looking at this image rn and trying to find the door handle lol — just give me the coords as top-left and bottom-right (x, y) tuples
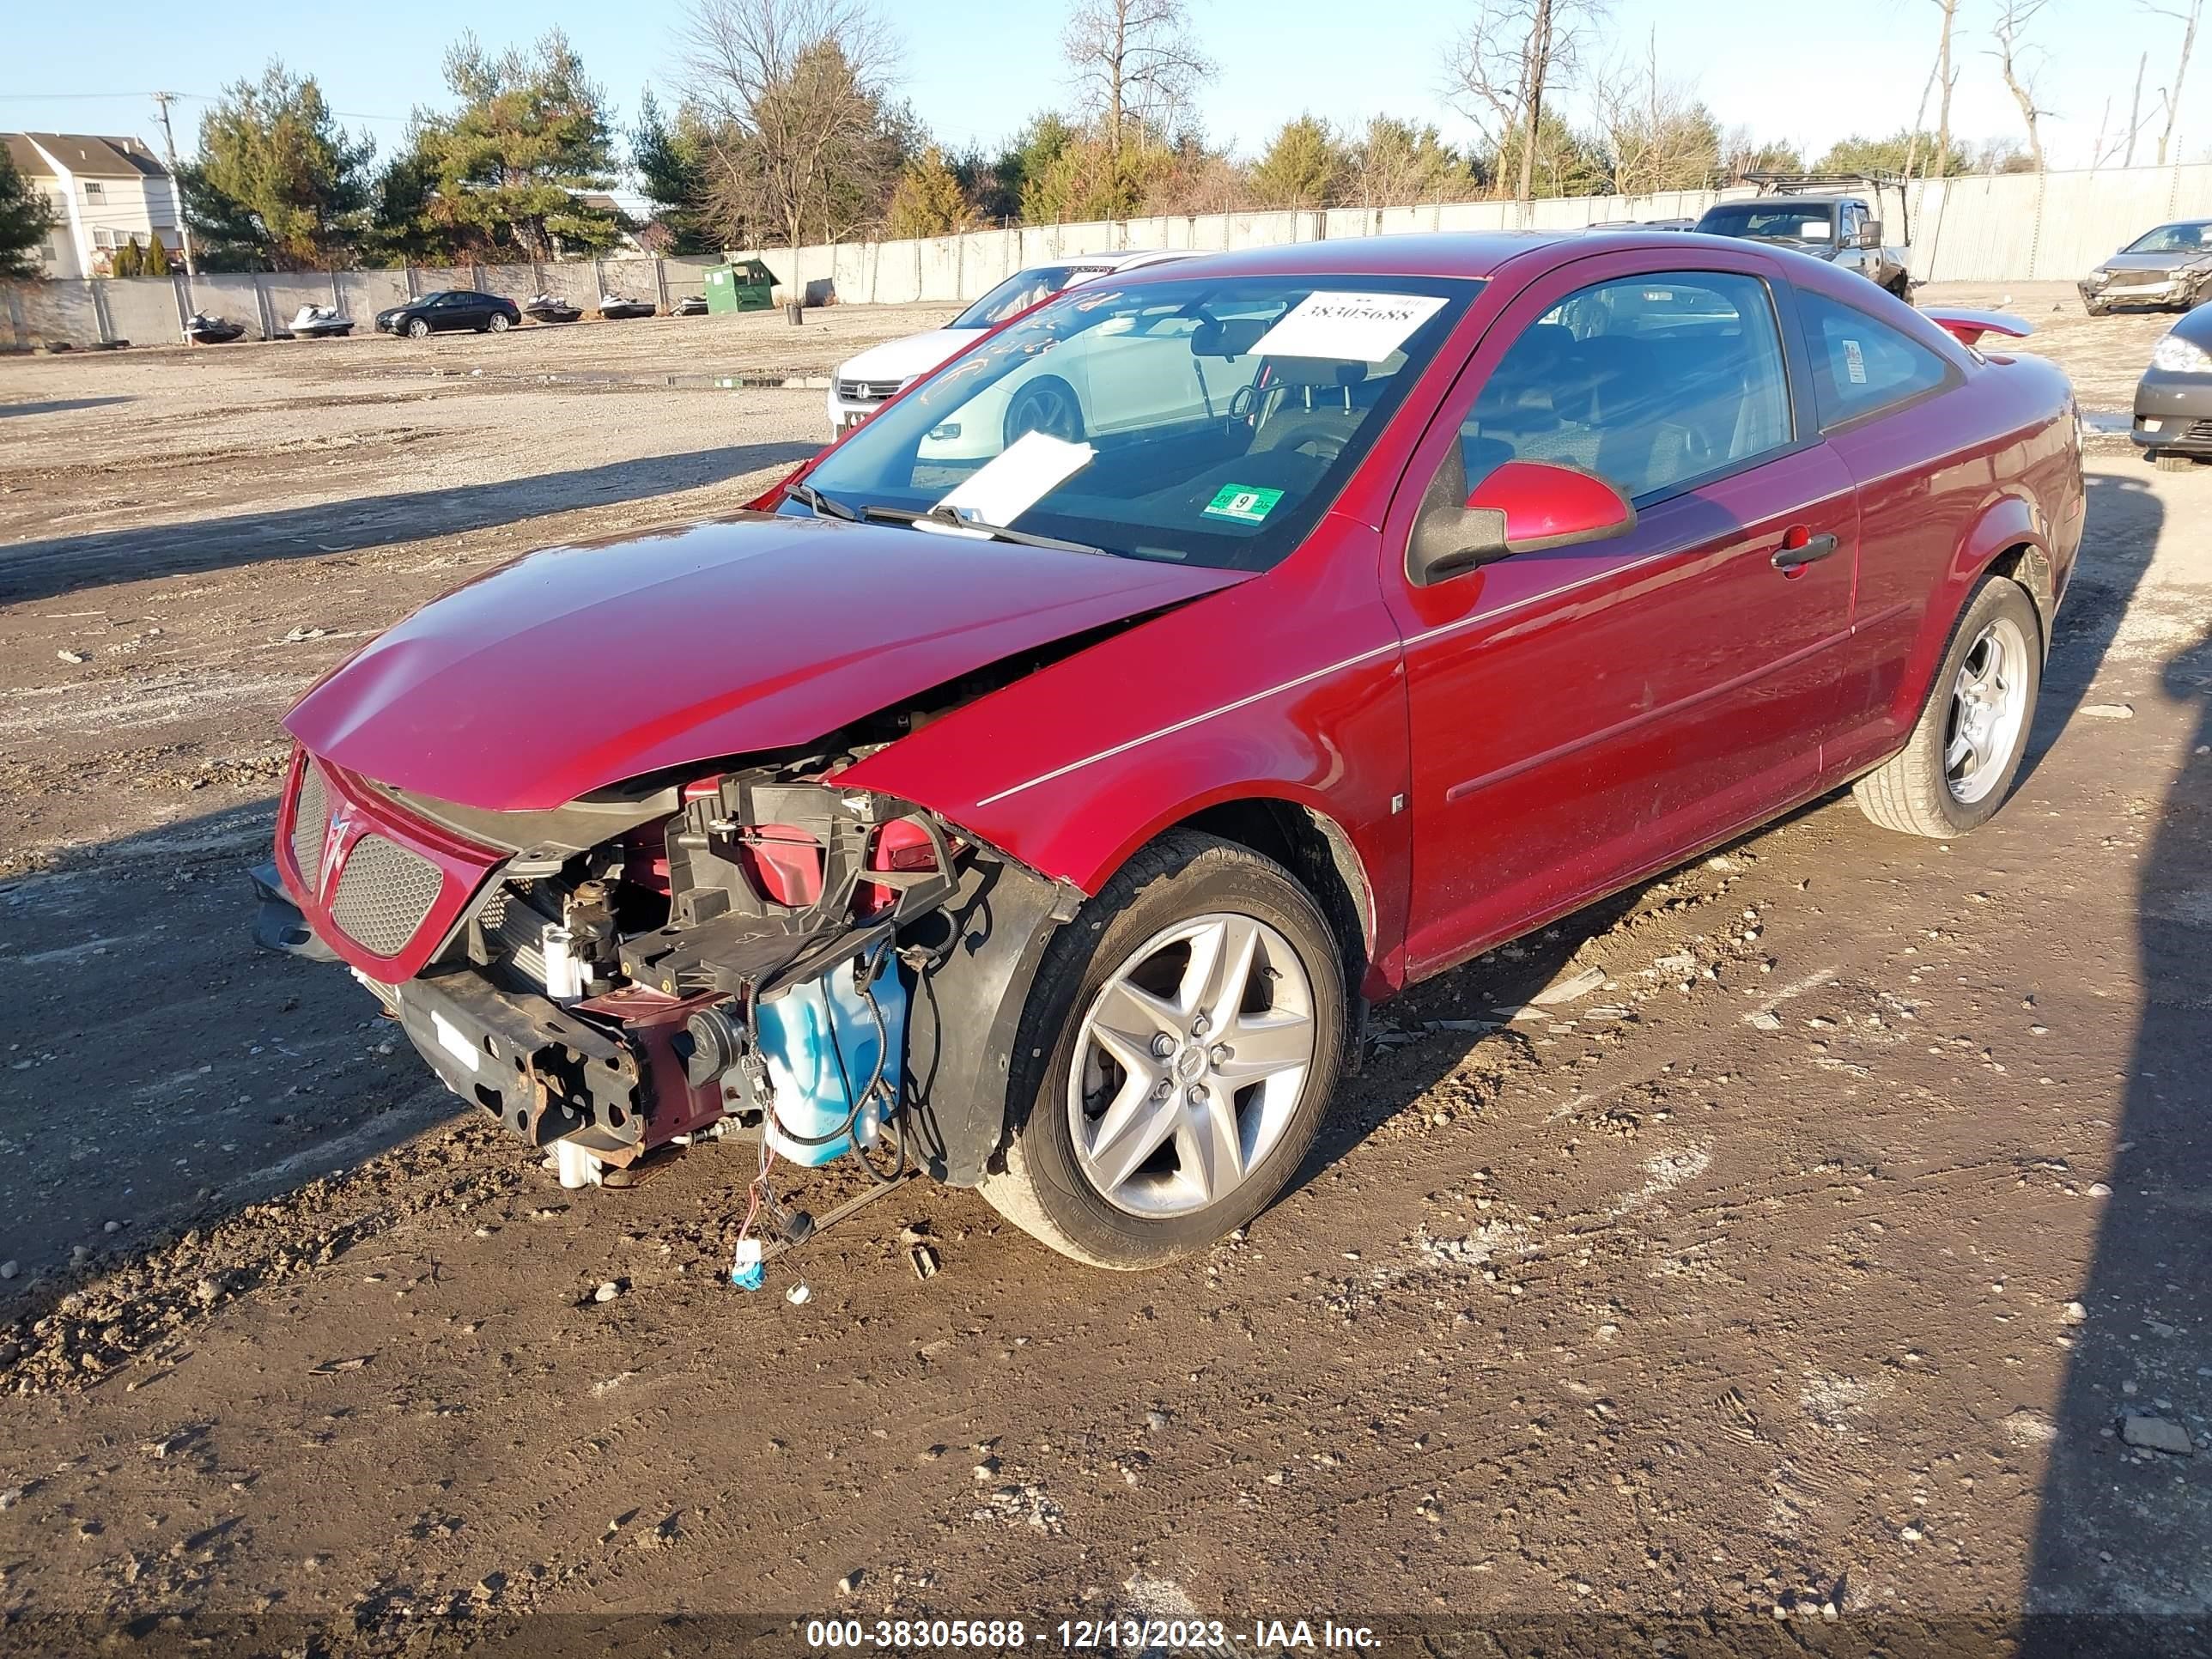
(1771, 530), (1841, 573)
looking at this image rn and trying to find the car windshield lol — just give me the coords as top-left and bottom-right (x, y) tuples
(793, 273), (1478, 572)
(1698, 204), (1836, 243)
(2123, 223), (2211, 255)
(950, 266), (1099, 329)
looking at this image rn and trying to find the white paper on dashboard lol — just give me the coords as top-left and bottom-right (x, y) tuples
(921, 430), (1097, 537)
(1251, 291), (1448, 362)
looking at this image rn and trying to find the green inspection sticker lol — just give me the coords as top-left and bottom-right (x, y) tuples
(1201, 483), (1285, 526)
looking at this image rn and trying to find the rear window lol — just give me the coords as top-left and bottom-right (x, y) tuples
(1798, 289), (1956, 427)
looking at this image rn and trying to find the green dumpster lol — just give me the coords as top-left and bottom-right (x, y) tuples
(703, 258), (778, 314)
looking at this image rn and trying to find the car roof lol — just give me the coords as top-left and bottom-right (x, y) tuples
(1106, 231), (1586, 283)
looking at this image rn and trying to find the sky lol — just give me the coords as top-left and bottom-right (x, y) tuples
(3, 0), (2205, 181)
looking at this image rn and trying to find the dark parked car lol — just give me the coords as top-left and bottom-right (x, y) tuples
(374, 290), (521, 338)
(259, 233), (2082, 1270)
(2131, 303), (2212, 468)
(1694, 175), (1913, 301)
(2081, 221), (2212, 315)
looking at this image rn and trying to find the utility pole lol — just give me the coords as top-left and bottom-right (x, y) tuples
(149, 91), (196, 277)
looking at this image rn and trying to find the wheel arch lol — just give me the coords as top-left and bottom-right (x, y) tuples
(1171, 794), (1377, 1006)
(1984, 540), (2056, 656)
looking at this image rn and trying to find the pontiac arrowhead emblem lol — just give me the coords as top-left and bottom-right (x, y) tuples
(319, 802), (354, 895)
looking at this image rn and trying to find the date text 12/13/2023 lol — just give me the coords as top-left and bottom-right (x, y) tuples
(800, 1618), (1382, 1650)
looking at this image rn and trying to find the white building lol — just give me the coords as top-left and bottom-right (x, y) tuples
(5, 133), (182, 279)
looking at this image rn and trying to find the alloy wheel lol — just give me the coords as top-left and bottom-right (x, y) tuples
(1944, 613), (2031, 805)
(1066, 912), (1316, 1218)
(1007, 382), (1080, 444)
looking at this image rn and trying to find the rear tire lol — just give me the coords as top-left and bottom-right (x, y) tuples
(489, 312), (511, 332)
(978, 831), (1346, 1270)
(1854, 574), (2042, 838)
(2154, 451), (2197, 472)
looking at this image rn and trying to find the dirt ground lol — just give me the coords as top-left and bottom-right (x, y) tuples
(0, 277), (2206, 1654)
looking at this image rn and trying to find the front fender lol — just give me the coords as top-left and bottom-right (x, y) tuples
(843, 520), (1414, 994)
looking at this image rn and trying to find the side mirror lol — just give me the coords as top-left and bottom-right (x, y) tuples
(1407, 451), (1637, 586)
(1856, 218), (1885, 249)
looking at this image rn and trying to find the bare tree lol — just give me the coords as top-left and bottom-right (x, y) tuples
(1907, 0), (1961, 179)
(1060, 0), (1214, 185)
(1443, 0), (1607, 203)
(2127, 50), (2149, 164)
(678, 0), (897, 266)
(1988, 0), (2051, 173)
(1590, 30), (1722, 197)
(2144, 0), (2205, 164)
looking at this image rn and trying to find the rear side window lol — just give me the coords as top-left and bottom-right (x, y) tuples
(1799, 289), (1954, 427)
(1460, 270), (1794, 504)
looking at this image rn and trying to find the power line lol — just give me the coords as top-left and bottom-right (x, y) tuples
(0, 89), (409, 120)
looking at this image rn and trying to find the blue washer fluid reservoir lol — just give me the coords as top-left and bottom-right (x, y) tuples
(757, 944), (907, 1166)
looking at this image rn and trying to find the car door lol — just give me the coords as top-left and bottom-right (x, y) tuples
(1789, 282), (1978, 775)
(1380, 251), (1863, 979)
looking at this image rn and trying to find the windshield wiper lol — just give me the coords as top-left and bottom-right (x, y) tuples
(787, 482), (859, 521)
(860, 503), (1109, 556)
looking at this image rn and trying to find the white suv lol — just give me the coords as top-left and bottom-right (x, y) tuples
(824, 250), (1190, 436)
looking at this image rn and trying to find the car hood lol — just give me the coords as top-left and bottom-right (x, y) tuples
(2100, 252), (2208, 272)
(283, 513), (1249, 813)
(836, 328), (987, 386)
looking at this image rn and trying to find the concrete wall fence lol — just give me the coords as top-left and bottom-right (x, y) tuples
(8, 161), (2210, 350)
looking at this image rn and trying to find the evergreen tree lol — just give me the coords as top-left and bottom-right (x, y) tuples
(0, 146), (52, 278)
(1250, 115), (1350, 209)
(422, 30), (620, 259)
(110, 236), (144, 278)
(192, 60), (375, 268)
(142, 233), (173, 276)
(884, 145), (974, 237)
(631, 88), (719, 253)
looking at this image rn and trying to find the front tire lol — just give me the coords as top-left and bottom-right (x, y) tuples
(978, 831), (1346, 1269)
(1002, 376), (1085, 447)
(1854, 574), (2042, 838)
(404, 317), (431, 339)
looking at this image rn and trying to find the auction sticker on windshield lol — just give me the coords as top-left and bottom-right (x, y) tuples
(1201, 483), (1285, 525)
(1253, 291), (1448, 362)
(925, 429), (1097, 535)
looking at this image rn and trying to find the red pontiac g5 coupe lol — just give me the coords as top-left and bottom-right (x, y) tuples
(256, 233), (2085, 1269)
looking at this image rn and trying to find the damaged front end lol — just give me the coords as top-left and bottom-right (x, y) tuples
(255, 743), (1075, 1191)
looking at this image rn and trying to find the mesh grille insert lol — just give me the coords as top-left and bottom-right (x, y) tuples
(290, 765), (328, 893)
(330, 834), (444, 957)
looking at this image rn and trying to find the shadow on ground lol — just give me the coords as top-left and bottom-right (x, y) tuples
(0, 396), (134, 419)
(0, 797), (454, 1292)
(2024, 549), (2212, 1642)
(0, 440), (817, 604)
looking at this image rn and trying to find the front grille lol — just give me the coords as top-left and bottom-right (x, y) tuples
(836, 377), (901, 403)
(2188, 420), (2212, 444)
(291, 764), (329, 893)
(330, 834), (445, 956)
